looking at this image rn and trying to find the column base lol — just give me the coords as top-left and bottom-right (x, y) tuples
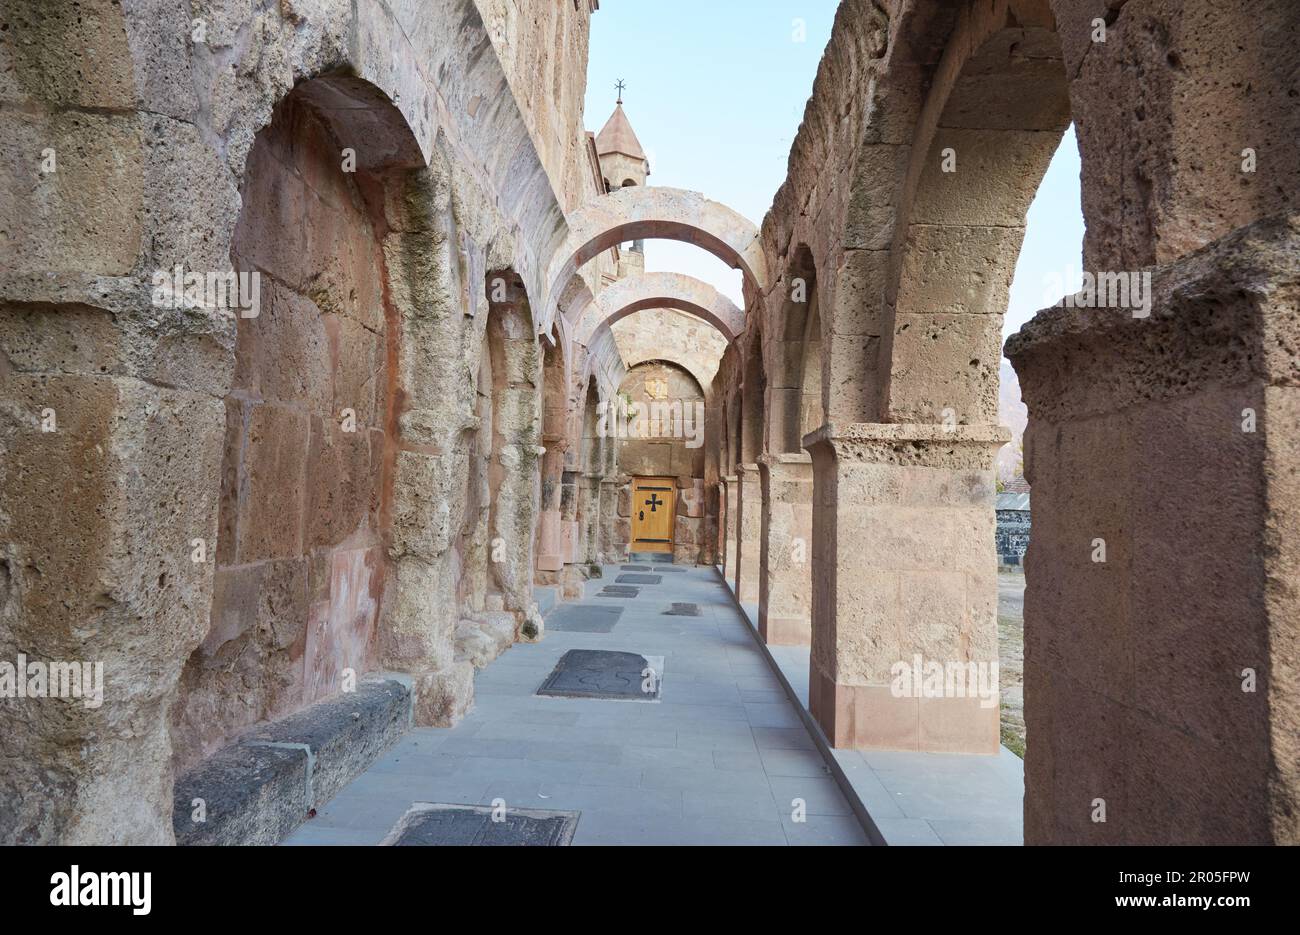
(803, 422), (1007, 756)
(809, 668), (999, 754)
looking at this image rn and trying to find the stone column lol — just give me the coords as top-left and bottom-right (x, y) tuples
(579, 473), (602, 565)
(534, 442), (565, 584)
(722, 475), (739, 587)
(1007, 220), (1300, 844)
(597, 477), (622, 564)
(805, 424), (1006, 754)
(733, 463), (763, 605)
(758, 453), (814, 645)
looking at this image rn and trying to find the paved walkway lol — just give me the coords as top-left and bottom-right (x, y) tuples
(285, 564), (867, 845)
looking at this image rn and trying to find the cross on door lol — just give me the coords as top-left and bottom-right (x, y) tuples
(645, 493), (663, 512)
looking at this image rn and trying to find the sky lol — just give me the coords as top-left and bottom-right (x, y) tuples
(584, 0), (1084, 359)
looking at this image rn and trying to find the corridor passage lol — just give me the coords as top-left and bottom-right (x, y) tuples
(285, 565), (867, 846)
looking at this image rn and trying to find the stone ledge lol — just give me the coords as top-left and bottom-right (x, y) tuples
(759, 451), (812, 466)
(172, 676), (412, 845)
(803, 422), (1009, 468)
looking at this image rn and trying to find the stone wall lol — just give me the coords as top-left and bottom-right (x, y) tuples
(477, 0), (598, 213)
(0, 0), (585, 844)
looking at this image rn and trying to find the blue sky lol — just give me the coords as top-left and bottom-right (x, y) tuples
(584, 0), (1083, 352)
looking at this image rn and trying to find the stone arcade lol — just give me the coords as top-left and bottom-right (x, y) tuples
(0, 0), (1296, 846)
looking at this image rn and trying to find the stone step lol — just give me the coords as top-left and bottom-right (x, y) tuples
(172, 676), (412, 845)
(628, 551), (674, 564)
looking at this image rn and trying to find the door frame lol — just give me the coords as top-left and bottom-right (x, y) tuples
(630, 476), (676, 554)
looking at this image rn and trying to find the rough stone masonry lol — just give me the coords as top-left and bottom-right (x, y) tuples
(0, 0), (1296, 847)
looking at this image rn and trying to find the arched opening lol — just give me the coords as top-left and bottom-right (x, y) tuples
(613, 360), (708, 564)
(773, 246), (821, 454)
(883, 4), (1070, 765)
(756, 247), (820, 647)
(575, 271), (744, 347)
(542, 186), (767, 334)
(884, 12), (1070, 427)
(171, 76), (423, 769)
(806, 0), (1072, 767)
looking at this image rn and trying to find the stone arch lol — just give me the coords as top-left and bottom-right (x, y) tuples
(614, 359), (708, 563)
(799, 0), (1071, 763)
(620, 349), (717, 408)
(881, 0), (1070, 426)
(574, 272), (744, 347)
(541, 185), (767, 333)
(885, 2), (1070, 424)
(171, 73), (426, 773)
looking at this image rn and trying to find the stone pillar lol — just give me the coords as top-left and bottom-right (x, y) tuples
(597, 477), (622, 564)
(579, 473), (602, 565)
(722, 475), (739, 587)
(534, 442), (565, 583)
(805, 424), (1006, 754)
(1007, 219), (1300, 844)
(758, 454), (814, 645)
(733, 463), (762, 605)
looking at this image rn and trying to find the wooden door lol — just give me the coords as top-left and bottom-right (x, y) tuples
(630, 477), (675, 554)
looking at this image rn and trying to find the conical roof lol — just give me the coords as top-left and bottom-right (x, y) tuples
(595, 103), (646, 161)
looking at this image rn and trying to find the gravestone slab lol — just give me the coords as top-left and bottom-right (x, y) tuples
(599, 586), (640, 598)
(621, 565), (652, 572)
(380, 803), (579, 846)
(663, 603), (701, 616)
(547, 604), (624, 633)
(616, 574), (662, 585)
(537, 649), (663, 701)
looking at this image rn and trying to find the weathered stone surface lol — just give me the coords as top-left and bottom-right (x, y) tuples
(413, 663), (475, 728)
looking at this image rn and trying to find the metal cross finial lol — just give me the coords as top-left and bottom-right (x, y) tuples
(615, 79), (626, 104)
